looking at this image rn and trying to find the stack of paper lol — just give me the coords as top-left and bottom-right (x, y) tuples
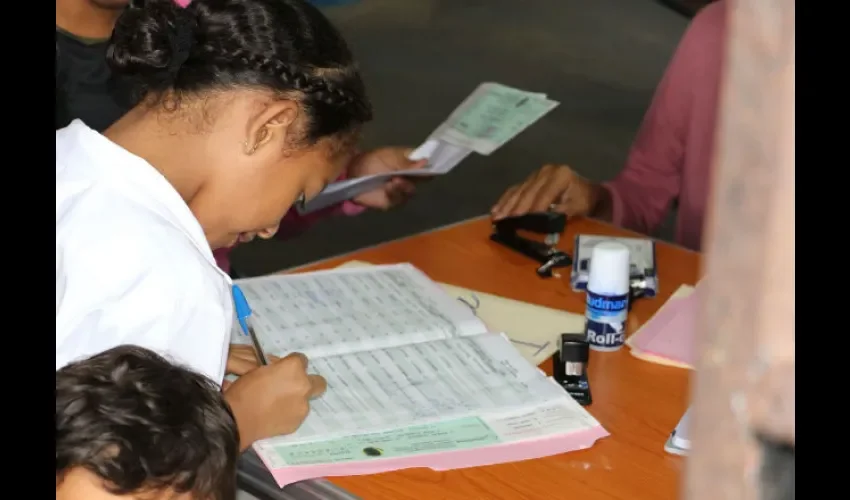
(298, 83), (559, 214)
(626, 284), (700, 369)
(230, 264), (607, 487)
(335, 260), (586, 366)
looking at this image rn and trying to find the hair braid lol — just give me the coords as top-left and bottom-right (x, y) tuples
(196, 46), (356, 108)
(108, 0), (372, 142)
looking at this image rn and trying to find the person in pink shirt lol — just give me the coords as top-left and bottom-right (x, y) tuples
(491, 1), (727, 251)
(213, 147), (425, 274)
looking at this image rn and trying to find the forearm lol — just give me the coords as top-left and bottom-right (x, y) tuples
(274, 201), (364, 241)
(224, 388), (260, 452)
(274, 167), (366, 241)
(274, 205), (337, 241)
(601, 165), (679, 235)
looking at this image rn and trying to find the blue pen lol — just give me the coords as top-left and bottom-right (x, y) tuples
(231, 285), (269, 366)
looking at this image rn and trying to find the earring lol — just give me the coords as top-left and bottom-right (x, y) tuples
(295, 192), (306, 210)
(243, 140), (258, 155)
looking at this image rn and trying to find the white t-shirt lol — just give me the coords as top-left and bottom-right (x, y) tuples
(56, 120), (233, 383)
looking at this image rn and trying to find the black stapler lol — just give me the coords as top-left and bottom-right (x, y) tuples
(490, 212), (572, 278)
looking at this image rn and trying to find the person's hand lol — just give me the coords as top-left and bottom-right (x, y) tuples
(222, 345), (280, 391)
(347, 147), (428, 210)
(226, 344), (280, 376)
(224, 352), (327, 450)
(491, 164), (602, 220)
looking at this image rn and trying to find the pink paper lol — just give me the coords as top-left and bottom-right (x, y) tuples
(631, 289), (699, 366)
(258, 426), (609, 487)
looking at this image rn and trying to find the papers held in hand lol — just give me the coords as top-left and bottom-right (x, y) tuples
(298, 83), (558, 214)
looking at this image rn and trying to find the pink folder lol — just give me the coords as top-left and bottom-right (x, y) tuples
(630, 288), (700, 367)
(257, 425), (609, 487)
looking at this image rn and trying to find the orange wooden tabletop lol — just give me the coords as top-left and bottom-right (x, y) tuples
(288, 216), (701, 500)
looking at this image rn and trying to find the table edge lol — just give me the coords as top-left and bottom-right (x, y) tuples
(281, 215), (699, 274)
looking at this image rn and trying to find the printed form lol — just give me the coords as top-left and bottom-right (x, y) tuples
(260, 398), (601, 468)
(271, 333), (568, 444)
(233, 264), (607, 481)
(232, 264), (485, 359)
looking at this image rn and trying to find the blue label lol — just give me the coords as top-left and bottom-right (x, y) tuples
(585, 291), (628, 350)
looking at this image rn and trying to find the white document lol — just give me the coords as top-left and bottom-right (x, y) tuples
(296, 175), (385, 214)
(233, 263), (606, 481)
(335, 260), (586, 366)
(483, 398), (601, 441)
(270, 333), (569, 444)
(410, 138), (474, 174)
(433, 83), (559, 155)
(230, 264), (486, 359)
(230, 264), (584, 445)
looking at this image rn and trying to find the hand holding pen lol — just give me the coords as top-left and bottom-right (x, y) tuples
(225, 287), (279, 378)
(225, 345), (278, 379)
(223, 285), (328, 450)
(232, 285), (269, 366)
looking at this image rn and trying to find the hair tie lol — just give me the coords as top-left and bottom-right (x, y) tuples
(168, 9), (196, 76)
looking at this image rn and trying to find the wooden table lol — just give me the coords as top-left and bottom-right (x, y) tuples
(294, 216), (701, 500)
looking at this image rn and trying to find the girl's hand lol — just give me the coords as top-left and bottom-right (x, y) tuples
(226, 344), (280, 376)
(224, 352), (327, 449)
(348, 147), (428, 210)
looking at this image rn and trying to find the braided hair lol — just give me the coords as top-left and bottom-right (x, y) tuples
(107, 0), (372, 143)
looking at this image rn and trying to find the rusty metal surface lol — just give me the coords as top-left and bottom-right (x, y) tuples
(685, 0), (795, 499)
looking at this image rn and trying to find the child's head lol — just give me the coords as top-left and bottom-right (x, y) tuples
(56, 345), (240, 500)
(106, 0), (372, 249)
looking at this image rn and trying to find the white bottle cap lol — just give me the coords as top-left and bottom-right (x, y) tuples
(587, 241), (631, 296)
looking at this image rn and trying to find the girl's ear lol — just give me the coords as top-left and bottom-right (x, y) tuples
(243, 100), (300, 155)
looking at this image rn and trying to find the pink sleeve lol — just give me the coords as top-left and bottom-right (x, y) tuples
(274, 172), (366, 241)
(602, 6), (716, 235)
(213, 201), (363, 274)
(213, 247), (231, 274)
